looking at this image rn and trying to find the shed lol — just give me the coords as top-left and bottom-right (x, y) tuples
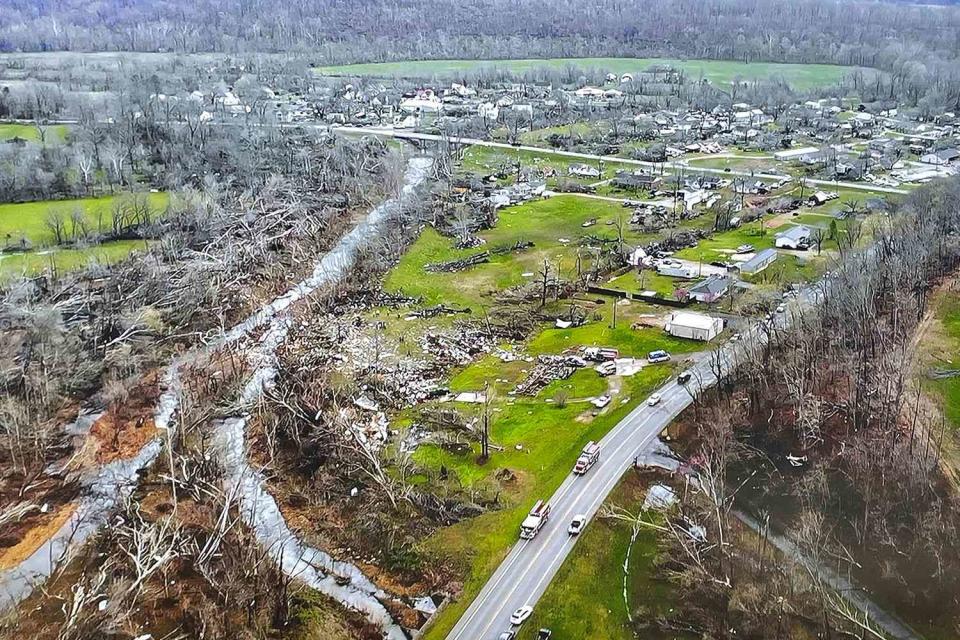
(664, 312), (723, 341)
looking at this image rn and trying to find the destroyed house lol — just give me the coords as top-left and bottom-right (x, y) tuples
(568, 163), (601, 178)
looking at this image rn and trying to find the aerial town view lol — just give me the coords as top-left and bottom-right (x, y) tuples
(2, 1), (960, 639)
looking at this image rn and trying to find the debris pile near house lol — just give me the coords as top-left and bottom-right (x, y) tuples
(425, 240), (534, 272)
(356, 360), (446, 409)
(514, 355), (585, 396)
(340, 404), (391, 448)
(645, 229), (710, 254)
(404, 304), (472, 319)
(420, 327), (495, 366)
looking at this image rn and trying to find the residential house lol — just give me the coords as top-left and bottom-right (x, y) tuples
(688, 275), (731, 303)
(739, 248), (779, 275)
(775, 225), (812, 250)
(613, 170), (661, 191)
(920, 148), (960, 166)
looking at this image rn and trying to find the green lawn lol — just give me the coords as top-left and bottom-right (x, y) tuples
(685, 155), (776, 172)
(0, 239), (152, 278)
(926, 292), (960, 429)
(315, 58), (867, 90)
(460, 145), (629, 184)
(0, 122), (69, 144)
(519, 121), (605, 146)
(673, 219), (777, 262)
(384, 195), (647, 308)
(0, 192), (170, 247)
(606, 269), (683, 298)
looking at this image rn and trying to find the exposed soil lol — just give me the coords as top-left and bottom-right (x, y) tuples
(0, 501), (76, 570)
(84, 370), (162, 465)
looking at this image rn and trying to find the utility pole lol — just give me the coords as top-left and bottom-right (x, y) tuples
(481, 383), (492, 461)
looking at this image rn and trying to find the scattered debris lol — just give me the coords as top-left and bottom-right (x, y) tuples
(514, 355), (583, 396)
(454, 392), (487, 403)
(643, 484), (678, 511)
(425, 241), (534, 272)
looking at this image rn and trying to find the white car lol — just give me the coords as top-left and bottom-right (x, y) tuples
(647, 393), (662, 406)
(568, 514), (586, 535)
(510, 605), (534, 626)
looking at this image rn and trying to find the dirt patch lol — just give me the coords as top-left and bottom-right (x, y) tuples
(0, 501), (76, 570)
(765, 213), (793, 229)
(80, 370), (163, 466)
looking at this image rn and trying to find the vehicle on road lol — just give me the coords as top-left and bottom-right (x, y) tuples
(520, 501), (551, 539)
(776, 303), (786, 313)
(510, 605), (533, 626)
(677, 371), (692, 384)
(574, 441), (601, 474)
(536, 630), (552, 640)
(647, 393), (663, 406)
(647, 349), (671, 363)
(568, 514), (586, 535)
(497, 633), (516, 640)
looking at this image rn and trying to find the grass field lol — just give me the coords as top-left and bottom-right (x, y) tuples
(0, 239), (152, 278)
(0, 192), (170, 246)
(384, 195), (649, 308)
(315, 58), (866, 89)
(0, 122), (69, 143)
(923, 291), (960, 429)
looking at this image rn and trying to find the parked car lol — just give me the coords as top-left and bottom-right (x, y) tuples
(568, 514), (586, 535)
(537, 629), (553, 639)
(677, 371), (692, 384)
(596, 361), (617, 377)
(511, 605), (534, 626)
(647, 349), (671, 363)
(591, 395), (612, 409)
(647, 393), (663, 406)
(498, 632), (517, 640)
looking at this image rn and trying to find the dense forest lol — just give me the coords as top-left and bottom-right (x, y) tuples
(0, 0), (959, 72)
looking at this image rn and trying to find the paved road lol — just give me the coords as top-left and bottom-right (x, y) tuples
(331, 125), (910, 196)
(445, 332), (753, 640)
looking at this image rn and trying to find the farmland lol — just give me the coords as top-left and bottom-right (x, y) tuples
(315, 57), (868, 89)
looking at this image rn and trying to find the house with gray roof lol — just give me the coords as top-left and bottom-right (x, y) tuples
(739, 248), (779, 275)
